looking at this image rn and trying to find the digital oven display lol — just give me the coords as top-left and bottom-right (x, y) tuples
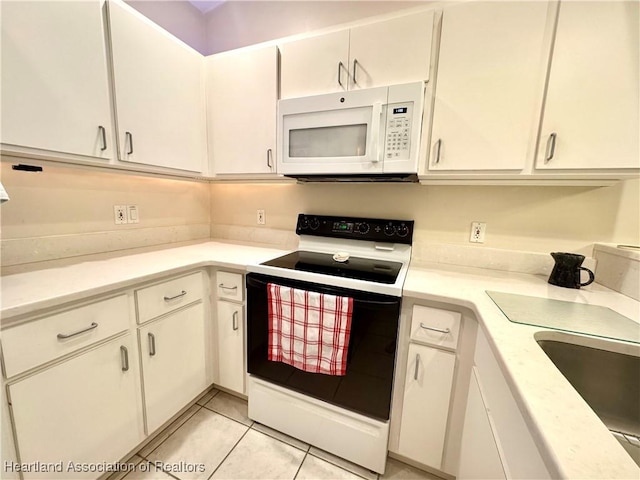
(393, 107), (408, 114)
(332, 222), (354, 233)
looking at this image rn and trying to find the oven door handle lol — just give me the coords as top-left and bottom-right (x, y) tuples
(246, 275), (400, 307)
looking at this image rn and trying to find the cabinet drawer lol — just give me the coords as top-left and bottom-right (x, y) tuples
(2, 295), (130, 378)
(216, 271), (244, 302)
(136, 272), (204, 324)
(411, 305), (461, 350)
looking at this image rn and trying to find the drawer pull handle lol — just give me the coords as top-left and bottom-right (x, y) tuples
(120, 346), (129, 372)
(232, 311), (239, 331)
(57, 322), (98, 340)
(420, 323), (451, 334)
(148, 333), (156, 356)
(414, 353), (420, 381)
(164, 290), (187, 301)
(218, 284), (238, 291)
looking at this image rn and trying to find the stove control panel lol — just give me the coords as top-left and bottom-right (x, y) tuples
(296, 214), (414, 245)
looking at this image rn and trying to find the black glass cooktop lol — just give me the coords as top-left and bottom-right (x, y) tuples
(261, 251), (402, 284)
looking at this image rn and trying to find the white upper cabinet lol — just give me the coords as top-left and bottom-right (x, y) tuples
(348, 11), (433, 90)
(536, 1), (640, 170)
(280, 30), (350, 99)
(0, 1), (114, 161)
(428, 2), (550, 172)
(108, 0), (206, 173)
(280, 11), (434, 99)
(207, 45), (278, 175)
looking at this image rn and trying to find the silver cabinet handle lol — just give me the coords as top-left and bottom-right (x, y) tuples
(148, 332), (156, 356)
(420, 323), (451, 334)
(120, 345), (129, 372)
(98, 126), (107, 151)
(125, 131), (133, 155)
(434, 139), (442, 164)
(57, 322), (98, 340)
(267, 148), (273, 169)
(337, 61), (344, 87)
(218, 284), (238, 291)
(352, 59), (359, 85)
(414, 353), (420, 381)
(164, 290), (187, 301)
(545, 132), (557, 163)
(232, 310), (239, 331)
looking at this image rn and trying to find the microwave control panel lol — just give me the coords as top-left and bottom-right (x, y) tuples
(384, 102), (413, 160)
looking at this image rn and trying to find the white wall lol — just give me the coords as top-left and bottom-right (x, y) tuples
(204, 1), (427, 54)
(209, 179), (640, 264)
(125, 0), (209, 53)
(0, 160), (210, 273)
(125, 1), (427, 55)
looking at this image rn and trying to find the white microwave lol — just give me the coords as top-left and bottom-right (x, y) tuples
(277, 82), (425, 181)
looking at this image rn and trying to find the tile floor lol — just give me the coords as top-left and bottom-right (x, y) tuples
(110, 388), (443, 480)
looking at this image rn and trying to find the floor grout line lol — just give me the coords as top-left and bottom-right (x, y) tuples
(199, 402), (254, 428)
(292, 451), (309, 480)
(139, 404), (203, 459)
(206, 424), (253, 480)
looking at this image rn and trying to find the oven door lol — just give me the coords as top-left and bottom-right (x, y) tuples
(246, 272), (401, 421)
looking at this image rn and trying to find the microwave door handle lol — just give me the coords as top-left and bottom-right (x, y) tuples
(370, 102), (383, 163)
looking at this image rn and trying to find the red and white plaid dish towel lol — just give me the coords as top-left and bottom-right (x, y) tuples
(268, 283), (353, 376)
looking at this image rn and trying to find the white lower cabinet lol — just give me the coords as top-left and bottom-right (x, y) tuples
(8, 334), (144, 479)
(398, 343), (456, 469)
(215, 300), (245, 394)
(458, 367), (506, 480)
(138, 302), (207, 434)
(394, 305), (462, 472)
(213, 270), (246, 394)
(458, 329), (550, 479)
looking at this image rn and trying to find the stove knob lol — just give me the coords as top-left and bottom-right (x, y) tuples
(308, 217), (320, 230)
(357, 222), (370, 235)
(298, 216), (309, 230)
(383, 223), (396, 236)
(396, 223), (409, 238)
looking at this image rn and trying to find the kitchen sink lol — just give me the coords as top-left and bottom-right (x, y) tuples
(536, 335), (640, 466)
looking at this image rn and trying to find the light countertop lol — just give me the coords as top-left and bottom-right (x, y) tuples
(1, 242), (638, 478)
(404, 261), (640, 480)
(0, 241), (287, 321)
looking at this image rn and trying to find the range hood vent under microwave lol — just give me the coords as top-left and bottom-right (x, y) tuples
(287, 173), (419, 183)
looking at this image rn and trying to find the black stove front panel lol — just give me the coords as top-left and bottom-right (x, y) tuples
(246, 273), (401, 421)
(261, 251), (402, 284)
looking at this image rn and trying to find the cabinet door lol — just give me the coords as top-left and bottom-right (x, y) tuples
(139, 303), (207, 433)
(458, 368), (506, 480)
(536, 1), (639, 170)
(215, 301), (245, 394)
(398, 343), (456, 469)
(428, 2), (549, 171)
(8, 335), (144, 480)
(1, 1), (113, 160)
(108, 0), (206, 173)
(280, 30), (350, 99)
(207, 46), (278, 175)
(348, 11), (434, 90)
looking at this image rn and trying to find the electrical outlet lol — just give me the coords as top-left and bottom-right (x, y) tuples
(114, 205), (127, 225)
(127, 205), (139, 224)
(257, 209), (266, 225)
(470, 222), (486, 243)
